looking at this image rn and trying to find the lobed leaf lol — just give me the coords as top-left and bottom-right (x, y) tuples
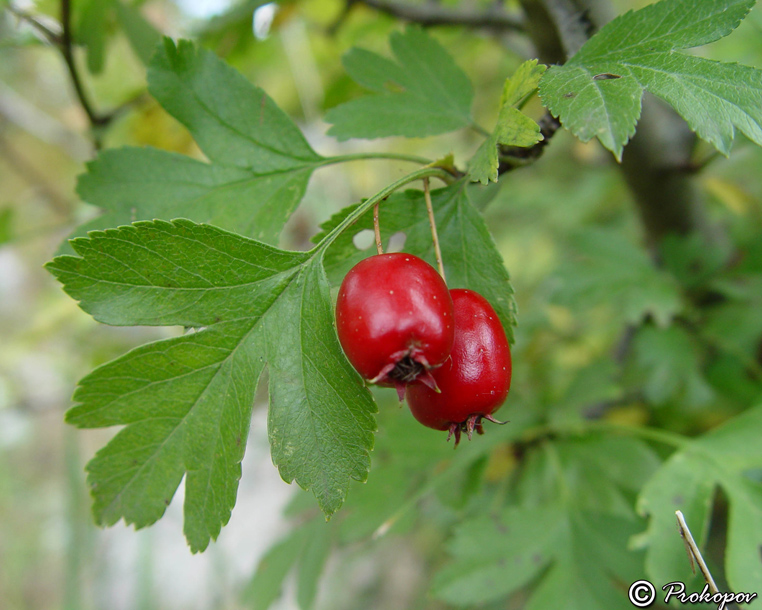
(71, 38), (324, 246)
(434, 435), (657, 608)
(552, 228), (683, 326)
(74, 0), (161, 73)
(636, 404), (762, 601)
(633, 325), (715, 407)
(46, 219), (376, 551)
(469, 60), (547, 185)
(539, 0), (762, 159)
(325, 26), (475, 139)
(113, 0), (162, 66)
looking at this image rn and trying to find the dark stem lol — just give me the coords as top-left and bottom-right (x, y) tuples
(60, 0), (107, 140)
(6, 4), (62, 43)
(340, 0), (526, 32)
(498, 112), (561, 174)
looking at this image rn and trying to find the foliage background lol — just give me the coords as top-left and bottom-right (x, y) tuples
(1, 0), (762, 608)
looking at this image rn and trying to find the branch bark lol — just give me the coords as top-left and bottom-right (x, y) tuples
(342, 0), (526, 32)
(8, 1), (111, 149)
(518, 0), (726, 257)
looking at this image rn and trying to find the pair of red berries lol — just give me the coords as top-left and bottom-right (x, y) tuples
(335, 253), (511, 445)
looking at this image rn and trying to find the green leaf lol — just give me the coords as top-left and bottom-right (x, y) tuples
(434, 435), (656, 608)
(325, 26), (474, 139)
(432, 505), (561, 605)
(316, 181), (517, 343)
(633, 325), (715, 407)
(76, 146), (314, 245)
(552, 229), (683, 326)
(539, 0), (762, 160)
(636, 404), (762, 601)
(469, 60), (546, 185)
(113, 0), (161, 66)
(243, 526), (310, 610)
(76, 0), (111, 74)
(75, 0), (160, 73)
(0, 207), (13, 244)
(46, 219), (376, 552)
(242, 517), (332, 610)
(296, 521), (332, 610)
(149, 38), (322, 170)
(72, 39), (324, 245)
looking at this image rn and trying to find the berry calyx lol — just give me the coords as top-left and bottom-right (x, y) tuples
(406, 289), (511, 445)
(335, 253), (455, 399)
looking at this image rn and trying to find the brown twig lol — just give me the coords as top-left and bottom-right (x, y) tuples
(60, 0), (108, 133)
(337, 0), (525, 32)
(373, 201), (384, 254)
(6, 4), (62, 43)
(8, 1), (114, 148)
(497, 112), (561, 174)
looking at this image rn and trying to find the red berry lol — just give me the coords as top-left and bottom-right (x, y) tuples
(406, 289), (511, 445)
(336, 253), (454, 399)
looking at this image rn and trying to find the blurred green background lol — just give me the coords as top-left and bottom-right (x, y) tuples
(1, 1), (762, 608)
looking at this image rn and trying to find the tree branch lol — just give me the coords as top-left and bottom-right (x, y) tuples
(518, 0), (727, 259)
(59, 0), (108, 134)
(6, 4), (62, 44)
(8, 1), (114, 149)
(342, 0), (526, 32)
(498, 112), (561, 173)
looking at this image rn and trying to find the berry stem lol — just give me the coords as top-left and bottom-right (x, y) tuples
(315, 166), (452, 254)
(423, 177), (446, 281)
(373, 201), (384, 255)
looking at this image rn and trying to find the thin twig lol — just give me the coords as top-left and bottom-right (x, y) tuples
(6, 4), (62, 43)
(423, 177), (445, 281)
(60, 0), (107, 133)
(497, 112), (562, 174)
(336, 0), (525, 32)
(373, 201), (383, 255)
(675, 510), (720, 593)
(8, 1), (112, 148)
